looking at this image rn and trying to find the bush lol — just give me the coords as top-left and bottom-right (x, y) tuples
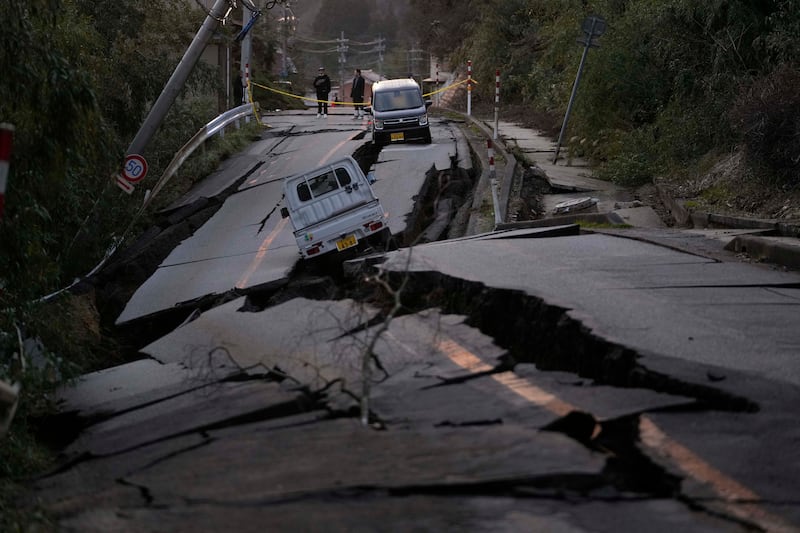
(597, 127), (660, 186)
(731, 65), (800, 186)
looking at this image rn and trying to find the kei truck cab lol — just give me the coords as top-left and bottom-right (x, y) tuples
(280, 156), (391, 259)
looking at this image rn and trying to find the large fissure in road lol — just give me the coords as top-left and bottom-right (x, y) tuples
(373, 270), (757, 413)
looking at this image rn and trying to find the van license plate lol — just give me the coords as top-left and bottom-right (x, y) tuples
(390, 132), (404, 141)
(336, 234), (358, 251)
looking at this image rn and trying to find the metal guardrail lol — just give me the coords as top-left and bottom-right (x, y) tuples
(38, 103), (259, 305)
(142, 103), (258, 210)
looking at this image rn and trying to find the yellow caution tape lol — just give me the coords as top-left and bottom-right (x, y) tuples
(423, 77), (476, 98)
(249, 78), (479, 106)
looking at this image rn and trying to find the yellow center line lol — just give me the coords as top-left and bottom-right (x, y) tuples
(433, 334), (796, 531)
(236, 141), (352, 289)
(320, 140), (350, 166)
(435, 338), (574, 417)
(236, 217), (288, 289)
(639, 416), (795, 532)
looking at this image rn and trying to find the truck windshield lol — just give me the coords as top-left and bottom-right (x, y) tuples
(373, 88), (423, 112)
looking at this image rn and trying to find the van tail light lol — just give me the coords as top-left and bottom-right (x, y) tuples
(306, 244), (322, 256)
(364, 221), (383, 233)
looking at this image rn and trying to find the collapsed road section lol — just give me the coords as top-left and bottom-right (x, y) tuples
(40, 221), (800, 531)
(35, 117), (800, 530)
(39, 262), (800, 531)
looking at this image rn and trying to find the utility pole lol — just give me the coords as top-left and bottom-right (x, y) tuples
(281, 3), (288, 78)
(337, 31), (349, 99)
(408, 42), (423, 80)
(376, 35), (385, 78)
(240, 6), (255, 120)
(125, 0), (231, 161)
(281, 2), (296, 79)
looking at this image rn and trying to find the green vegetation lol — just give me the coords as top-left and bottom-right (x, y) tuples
(576, 220), (633, 230)
(0, 0), (277, 527)
(408, 0), (800, 189)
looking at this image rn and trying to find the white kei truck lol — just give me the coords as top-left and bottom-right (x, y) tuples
(280, 156), (391, 259)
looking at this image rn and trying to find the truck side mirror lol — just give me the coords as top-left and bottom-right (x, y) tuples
(280, 207), (289, 218)
(364, 106), (372, 114)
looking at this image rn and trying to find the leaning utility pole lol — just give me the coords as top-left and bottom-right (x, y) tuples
(125, 0), (231, 163)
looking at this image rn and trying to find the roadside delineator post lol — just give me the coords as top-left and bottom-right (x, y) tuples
(0, 123), (14, 220)
(245, 63), (251, 123)
(467, 60), (473, 116)
(489, 139), (502, 225)
(494, 69), (500, 140)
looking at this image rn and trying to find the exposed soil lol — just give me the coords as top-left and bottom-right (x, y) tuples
(653, 150), (800, 223)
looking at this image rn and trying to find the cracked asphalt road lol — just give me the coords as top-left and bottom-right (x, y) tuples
(36, 110), (800, 532)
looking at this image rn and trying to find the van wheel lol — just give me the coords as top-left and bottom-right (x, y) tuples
(422, 129), (432, 144)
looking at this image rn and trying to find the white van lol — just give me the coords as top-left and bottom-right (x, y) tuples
(280, 156), (390, 259)
(366, 78), (432, 146)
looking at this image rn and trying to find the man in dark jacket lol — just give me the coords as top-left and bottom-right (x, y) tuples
(313, 67), (331, 117)
(233, 72), (244, 107)
(350, 68), (365, 119)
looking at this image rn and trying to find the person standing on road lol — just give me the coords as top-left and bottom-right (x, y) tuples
(313, 67), (331, 117)
(233, 72), (245, 107)
(350, 68), (365, 119)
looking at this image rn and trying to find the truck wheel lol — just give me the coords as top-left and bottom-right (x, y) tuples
(379, 228), (397, 251)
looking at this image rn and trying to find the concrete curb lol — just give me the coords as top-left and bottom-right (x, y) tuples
(450, 111), (800, 270)
(496, 212), (625, 231)
(724, 235), (800, 270)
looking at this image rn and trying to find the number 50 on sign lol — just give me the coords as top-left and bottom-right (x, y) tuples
(123, 154), (148, 183)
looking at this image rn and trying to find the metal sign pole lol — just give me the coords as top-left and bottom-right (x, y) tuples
(553, 15), (605, 164)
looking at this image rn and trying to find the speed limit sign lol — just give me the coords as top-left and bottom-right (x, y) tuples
(122, 154), (148, 183)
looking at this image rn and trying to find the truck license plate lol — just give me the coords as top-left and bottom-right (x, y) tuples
(390, 132), (404, 142)
(336, 234), (358, 251)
